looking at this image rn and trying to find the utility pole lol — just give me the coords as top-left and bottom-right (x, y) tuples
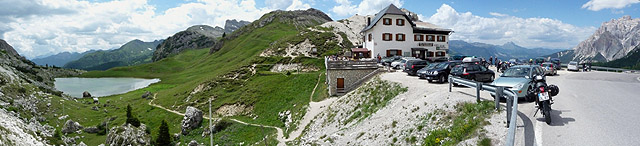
(209, 97), (213, 146)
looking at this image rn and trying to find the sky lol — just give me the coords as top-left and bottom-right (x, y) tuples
(1, 0), (639, 59)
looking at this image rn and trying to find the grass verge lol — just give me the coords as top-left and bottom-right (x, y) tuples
(423, 101), (495, 146)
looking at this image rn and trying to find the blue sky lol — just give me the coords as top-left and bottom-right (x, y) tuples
(1, 0), (639, 58)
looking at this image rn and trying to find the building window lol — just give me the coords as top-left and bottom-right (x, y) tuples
(414, 35), (424, 41)
(437, 36), (446, 42)
(396, 33), (405, 41)
(386, 49), (402, 57)
(435, 51), (446, 57)
(427, 51), (435, 57)
(383, 18), (392, 25)
(368, 33), (372, 42)
(426, 35), (435, 41)
(396, 19), (405, 26)
(382, 33), (392, 41)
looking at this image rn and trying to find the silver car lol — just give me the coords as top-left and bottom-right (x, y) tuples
(491, 65), (545, 100)
(390, 57), (416, 69)
(541, 62), (557, 75)
(567, 61), (579, 71)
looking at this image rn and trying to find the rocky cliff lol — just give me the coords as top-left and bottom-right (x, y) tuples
(0, 39), (83, 145)
(154, 20), (251, 62)
(570, 16), (640, 62)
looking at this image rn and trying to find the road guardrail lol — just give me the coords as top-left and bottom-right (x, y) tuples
(448, 76), (519, 146)
(560, 64), (638, 73)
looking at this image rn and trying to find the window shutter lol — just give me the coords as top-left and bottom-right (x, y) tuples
(397, 50), (402, 56)
(386, 50), (391, 57)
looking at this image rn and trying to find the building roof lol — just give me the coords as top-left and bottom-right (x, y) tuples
(361, 4), (416, 32)
(361, 4), (452, 34)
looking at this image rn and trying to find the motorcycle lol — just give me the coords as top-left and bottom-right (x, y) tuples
(533, 75), (559, 124)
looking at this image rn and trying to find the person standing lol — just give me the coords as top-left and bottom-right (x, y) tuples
(489, 56), (493, 67)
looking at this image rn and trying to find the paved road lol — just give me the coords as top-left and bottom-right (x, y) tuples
(513, 70), (640, 146)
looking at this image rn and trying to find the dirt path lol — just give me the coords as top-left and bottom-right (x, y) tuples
(148, 73), (333, 146)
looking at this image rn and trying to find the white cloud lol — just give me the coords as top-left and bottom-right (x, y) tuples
(582, 0), (640, 11)
(265, 0), (311, 10)
(331, 0), (403, 17)
(427, 4), (596, 49)
(1, 0), (275, 59)
(489, 12), (508, 17)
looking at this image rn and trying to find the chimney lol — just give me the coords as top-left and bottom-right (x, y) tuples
(367, 17), (371, 26)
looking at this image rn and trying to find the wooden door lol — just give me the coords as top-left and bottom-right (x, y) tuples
(337, 78), (345, 89)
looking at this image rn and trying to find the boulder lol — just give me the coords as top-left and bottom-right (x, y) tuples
(93, 97), (99, 103)
(77, 141), (87, 146)
(62, 120), (83, 134)
(106, 123), (151, 146)
(82, 91), (91, 98)
(84, 126), (99, 134)
(181, 106), (203, 135)
(141, 91), (152, 99)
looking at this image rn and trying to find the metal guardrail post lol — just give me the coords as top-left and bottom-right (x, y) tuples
(496, 87), (503, 110)
(506, 95), (512, 127)
(448, 76), (452, 92)
(506, 91), (519, 146)
(476, 82), (481, 103)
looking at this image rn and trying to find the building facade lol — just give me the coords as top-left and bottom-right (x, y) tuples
(362, 4), (453, 61)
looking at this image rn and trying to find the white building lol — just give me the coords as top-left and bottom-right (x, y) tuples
(361, 4), (453, 61)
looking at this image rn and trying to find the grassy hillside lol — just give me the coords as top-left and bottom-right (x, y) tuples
(70, 12), (331, 145)
(64, 39), (163, 70)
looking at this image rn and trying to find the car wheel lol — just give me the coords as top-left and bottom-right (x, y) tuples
(427, 80), (432, 83)
(439, 75), (446, 83)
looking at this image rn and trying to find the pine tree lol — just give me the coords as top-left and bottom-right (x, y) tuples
(126, 105), (141, 127)
(155, 120), (171, 146)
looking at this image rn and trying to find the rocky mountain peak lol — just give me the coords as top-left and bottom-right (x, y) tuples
(572, 16), (640, 62)
(0, 39), (20, 57)
(186, 25), (225, 38)
(224, 19), (251, 33)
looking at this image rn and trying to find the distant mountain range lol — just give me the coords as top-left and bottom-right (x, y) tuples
(64, 39), (163, 70)
(449, 40), (565, 60)
(31, 51), (96, 67)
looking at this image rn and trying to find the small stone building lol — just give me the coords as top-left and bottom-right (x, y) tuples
(325, 57), (379, 96)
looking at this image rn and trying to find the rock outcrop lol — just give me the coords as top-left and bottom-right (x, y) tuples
(106, 123), (151, 146)
(181, 106), (203, 134)
(62, 119), (84, 134)
(224, 19), (251, 34)
(141, 91), (152, 99)
(84, 126), (99, 134)
(82, 91), (92, 98)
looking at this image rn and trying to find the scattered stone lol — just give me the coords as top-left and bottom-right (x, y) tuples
(181, 106), (203, 135)
(188, 140), (198, 146)
(77, 141), (87, 146)
(62, 119), (83, 134)
(84, 126), (99, 134)
(173, 133), (181, 141)
(106, 123), (151, 146)
(91, 106), (99, 111)
(82, 91), (91, 98)
(58, 115), (68, 120)
(141, 91), (152, 99)
(93, 97), (99, 103)
(46, 102), (51, 107)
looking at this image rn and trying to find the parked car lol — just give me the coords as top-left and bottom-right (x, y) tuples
(541, 62), (557, 75)
(450, 55), (469, 61)
(490, 65), (546, 101)
(450, 63), (495, 82)
(534, 57), (546, 65)
(417, 63), (440, 79)
(549, 58), (561, 70)
(423, 61), (462, 83)
(462, 57), (481, 64)
(567, 61), (579, 71)
(381, 56), (402, 66)
(404, 59), (429, 76)
(390, 57), (416, 69)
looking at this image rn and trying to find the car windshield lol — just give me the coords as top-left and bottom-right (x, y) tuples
(451, 65), (464, 73)
(569, 62), (577, 65)
(436, 63), (449, 69)
(425, 63), (439, 70)
(542, 64), (552, 67)
(502, 67), (530, 77)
